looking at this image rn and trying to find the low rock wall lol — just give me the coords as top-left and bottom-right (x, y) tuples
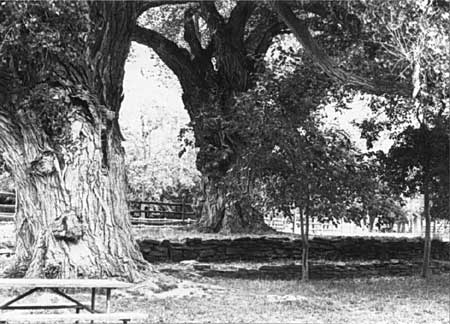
(138, 236), (450, 263)
(200, 260), (450, 280)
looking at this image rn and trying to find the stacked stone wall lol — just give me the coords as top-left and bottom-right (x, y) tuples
(138, 236), (450, 263)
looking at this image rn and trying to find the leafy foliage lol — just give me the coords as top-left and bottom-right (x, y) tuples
(349, 0), (450, 221)
(0, 1), (89, 91)
(384, 125), (449, 220)
(0, 1), (91, 148)
(226, 61), (401, 228)
(123, 112), (200, 203)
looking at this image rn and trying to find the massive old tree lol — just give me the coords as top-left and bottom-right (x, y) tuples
(132, 1), (367, 233)
(132, 2), (279, 233)
(0, 1), (161, 280)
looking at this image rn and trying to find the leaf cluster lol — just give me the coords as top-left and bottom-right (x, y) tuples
(226, 62), (398, 225)
(1, 1), (89, 92)
(384, 124), (449, 219)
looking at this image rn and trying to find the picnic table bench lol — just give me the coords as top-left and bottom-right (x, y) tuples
(0, 279), (147, 323)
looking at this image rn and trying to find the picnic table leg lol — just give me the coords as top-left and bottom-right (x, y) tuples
(50, 288), (95, 313)
(91, 288), (96, 311)
(75, 309), (80, 324)
(105, 288), (111, 313)
(0, 288), (40, 309)
(90, 288), (96, 324)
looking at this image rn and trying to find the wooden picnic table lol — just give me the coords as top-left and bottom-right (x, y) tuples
(0, 278), (132, 314)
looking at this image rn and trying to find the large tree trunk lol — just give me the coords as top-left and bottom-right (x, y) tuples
(183, 90), (272, 234)
(132, 5), (277, 234)
(299, 206), (309, 281)
(197, 177), (271, 234)
(0, 1), (147, 280)
(1, 109), (145, 280)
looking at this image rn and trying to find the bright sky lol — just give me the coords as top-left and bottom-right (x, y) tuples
(120, 42), (188, 131)
(322, 98), (393, 153)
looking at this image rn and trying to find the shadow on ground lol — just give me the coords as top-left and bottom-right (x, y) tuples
(160, 260), (450, 281)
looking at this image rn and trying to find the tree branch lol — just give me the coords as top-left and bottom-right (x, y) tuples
(270, 1), (410, 97)
(228, 1), (257, 41)
(299, 1), (362, 38)
(199, 2), (224, 32)
(245, 6), (287, 56)
(256, 22), (288, 56)
(132, 25), (197, 82)
(184, 7), (204, 58)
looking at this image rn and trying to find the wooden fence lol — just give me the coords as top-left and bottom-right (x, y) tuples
(0, 191), (15, 222)
(128, 200), (197, 226)
(266, 215), (450, 241)
(0, 192), (198, 227)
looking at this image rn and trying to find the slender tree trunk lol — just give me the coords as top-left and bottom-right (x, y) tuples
(299, 206), (309, 281)
(292, 211), (296, 234)
(421, 177), (432, 278)
(368, 213), (376, 232)
(420, 122), (433, 279)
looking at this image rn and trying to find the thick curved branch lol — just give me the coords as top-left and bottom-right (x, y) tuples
(184, 8), (204, 58)
(245, 6), (288, 57)
(299, 1), (362, 38)
(271, 1), (410, 96)
(199, 2), (224, 32)
(228, 1), (257, 41)
(132, 25), (197, 82)
(255, 22), (288, 56)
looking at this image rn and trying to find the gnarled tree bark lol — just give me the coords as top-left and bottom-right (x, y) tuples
(0, 1), (147, 280)
(133, 3), (281, 233)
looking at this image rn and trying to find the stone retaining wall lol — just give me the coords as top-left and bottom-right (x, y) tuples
(199, 260), (450, 280)
(138, 236), (450, 263)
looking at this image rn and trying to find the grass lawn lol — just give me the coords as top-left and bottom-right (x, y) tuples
(112, 272), (450, 324)
(0, 258), (447, 323)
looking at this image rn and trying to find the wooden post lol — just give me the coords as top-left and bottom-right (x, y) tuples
(181, 197), (185, 223)
(140, 202), (145, 219)
(105, 289), (111, 313)
(292, 211), (295, 234)
(14, 188), (17, 217)
(91, 288), (96, 311)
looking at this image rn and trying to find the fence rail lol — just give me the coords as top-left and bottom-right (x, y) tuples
(0, 193), (198, 226)
(0, 191), (15, 222)
(0, 204), (15, 213)
(0, 213), (14, 222)
(128, 200), (197, 226)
